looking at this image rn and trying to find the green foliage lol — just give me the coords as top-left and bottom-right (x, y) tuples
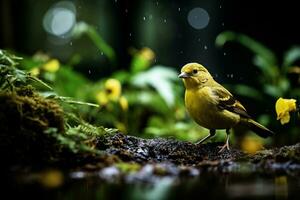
(216, 31), (300, 100)
(72, 21), (117, 65)
(216, 31), (300, 144)
(0, 49), (120, 164)
(0, 50), (52, 91)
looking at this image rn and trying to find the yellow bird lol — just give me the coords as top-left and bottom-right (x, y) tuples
(179, 63), (274, 152)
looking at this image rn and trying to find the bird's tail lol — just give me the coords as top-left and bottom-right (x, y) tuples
(241, 119), (274, 138)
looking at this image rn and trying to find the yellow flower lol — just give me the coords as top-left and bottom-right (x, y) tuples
(139, 47), (155, 61)
(95, 79), (122, 106)
(42, 59), (60, 73)
(119, 96), (128, 111)
(275, 98), (297, 125)
(105, 79), (121, 101)
(241, 136), (263, 154)
(96, 91), (108, 105)
(29, 67), (40, 76)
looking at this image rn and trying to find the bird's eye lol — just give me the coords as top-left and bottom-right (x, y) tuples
(192, 69), (198, 74)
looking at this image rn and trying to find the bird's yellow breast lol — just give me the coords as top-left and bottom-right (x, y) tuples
(185, 86), (240, 129)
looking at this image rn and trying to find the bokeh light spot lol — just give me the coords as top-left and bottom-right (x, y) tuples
(43, 1), (76, 37)
(187, 7), (210, 30)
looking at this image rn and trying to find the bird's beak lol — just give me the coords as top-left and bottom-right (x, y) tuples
(178, 72), (190, 78)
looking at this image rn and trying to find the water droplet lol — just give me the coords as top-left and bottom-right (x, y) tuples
(149, 14), (153, 20)
(125, 9), (128, 13)
(115, 0), (117, 3)
(178, 7), (181, 12)
(220, 5), (222, 8)
(70, 41), (73, 46)
(198, 38), (201, 42)
(143, 16), (146, 21)
(223, 52), (226, 56)
(215, 74), (218, 78)
(230, 74), (234, 78)
(222, 22), (225, 26)
(204, 45), (208, 50)
(88, 69), (91, 74)
(156, 1), (159, 6)
(129, 33), (132, 37)
(154, 59), (157, 63)
(163, 19), (167, 23)
(180, 50), (183, 54)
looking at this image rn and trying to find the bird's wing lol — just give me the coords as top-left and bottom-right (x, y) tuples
(212, 86), (251, 118)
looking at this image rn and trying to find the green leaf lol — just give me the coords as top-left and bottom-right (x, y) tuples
(72, 22), (117, 65)
(230, 84), (263, 100)
(215, 31), (236, 47)
(130, 55), (150, 74)
(111, 70), (130, 83)
(130, 66), (178, 107)
(263, 85), (283, 97)
(54, 66), (89, 97)
(253, 55), (279, 81)
(282, 46), (300, 71)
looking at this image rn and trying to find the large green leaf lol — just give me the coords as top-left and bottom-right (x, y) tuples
(130, 66), (178, 107)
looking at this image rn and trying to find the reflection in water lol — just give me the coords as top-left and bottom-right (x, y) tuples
(275, 176), (288, 199)
(6, 172), (300, 200)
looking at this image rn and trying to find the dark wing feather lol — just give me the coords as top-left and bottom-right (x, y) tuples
(213, 86), (251, 118)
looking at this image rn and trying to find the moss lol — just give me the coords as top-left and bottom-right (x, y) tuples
(0, 86), (65, 165)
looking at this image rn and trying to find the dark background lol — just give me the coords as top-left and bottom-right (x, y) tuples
(1, 0), (299, 80)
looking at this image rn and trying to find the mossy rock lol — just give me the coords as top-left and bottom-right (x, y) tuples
(0, 86), (65, 165)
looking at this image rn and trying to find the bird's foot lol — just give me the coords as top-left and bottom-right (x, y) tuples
(218, 143), (230, 153)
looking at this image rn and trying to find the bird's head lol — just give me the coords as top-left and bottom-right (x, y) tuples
(178, 63), (213, 89)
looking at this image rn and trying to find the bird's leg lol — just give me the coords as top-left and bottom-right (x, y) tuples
(218, 129), (230, 153)
(196, 129), (216, 145)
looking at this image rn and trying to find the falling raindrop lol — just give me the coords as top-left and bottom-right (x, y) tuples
(222, 22), (225, 26)
(223, 52), (226, 56)
(143, 16), (146, 21)
(125, 9), (128, 13)
(88, 69), (91, 74)
(178, 7), (181, 12)
(129, 33), (132, 37)
(149, 14), (153, 20)
(115, 0), (117, 3)
(230, 74), (234, 78)
(156, 1), (159, 6)
(220, 5), (222, 8)
(204, 45), (208, 50)
(101, 52), (104, 55)
(163, 19), (167, 23)
(70, 41), (72, 46)
(198, 38), (201, 42)
(180, 50), (183, 54)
